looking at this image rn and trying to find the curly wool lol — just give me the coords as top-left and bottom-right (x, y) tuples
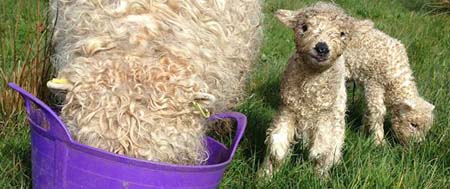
(344, 16), (435, 145)
(49, 0), (262, 165)
(260, 2), (350, 177)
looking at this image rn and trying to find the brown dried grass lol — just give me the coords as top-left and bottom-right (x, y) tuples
(427, 0), (450, 12)
(0, 0), (53, 132)
(435, 0), (450, 9)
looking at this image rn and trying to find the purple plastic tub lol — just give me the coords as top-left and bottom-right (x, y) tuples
(9, 83), (247, 189)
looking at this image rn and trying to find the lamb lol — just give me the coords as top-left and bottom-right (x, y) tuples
(47, 0), (262, 165)
(344, 10), (435, 146)
(259, 2), (357, 177)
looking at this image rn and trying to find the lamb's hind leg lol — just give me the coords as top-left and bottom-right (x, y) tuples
(259, 106), (297, 178)
(363, 82), (387, 145)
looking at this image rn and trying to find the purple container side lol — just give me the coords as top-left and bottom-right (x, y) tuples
(8, 83), (247, 189)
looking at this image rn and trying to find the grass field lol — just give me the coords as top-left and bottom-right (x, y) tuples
(0, 0), (449, 188)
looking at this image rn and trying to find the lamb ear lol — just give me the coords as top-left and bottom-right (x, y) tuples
(398, 99), (416, 113)
(352, 19), (374, 35)
(422, 99), (435, 111)
(274, 9), (300, 28)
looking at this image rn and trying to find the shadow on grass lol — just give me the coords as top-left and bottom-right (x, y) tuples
(345, 82), (365, 133)
(236, 99), (276, 167)
(344, 82), (400, 146)
(253, 77), (282, 110)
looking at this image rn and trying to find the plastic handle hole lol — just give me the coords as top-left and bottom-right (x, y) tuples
(26, 99), (51, 131)
(208, 118), (236, 148)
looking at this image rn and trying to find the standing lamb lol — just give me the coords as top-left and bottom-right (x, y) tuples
(344, 14), (435, 146)
(259, 3), (357, 177)
(47, 0), (262, 165)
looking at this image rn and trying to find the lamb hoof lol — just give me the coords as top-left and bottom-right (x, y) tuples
(257, 159), (275, 180)
(314, 166), (330, 179)
(373, 138), (387, 146)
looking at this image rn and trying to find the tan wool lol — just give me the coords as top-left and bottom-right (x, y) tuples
(49, 0), (262, 165)
(344, 11), (435, 146)
(259, 2), (353, 178)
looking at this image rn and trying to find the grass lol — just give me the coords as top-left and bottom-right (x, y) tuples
(223, 0), (450, 188)
(0, 0), (449, 188)
(0, 0), (51, 188)
(0, 0), (52, 119)
(406, 0), (450, 13)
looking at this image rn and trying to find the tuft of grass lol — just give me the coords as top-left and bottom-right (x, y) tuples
(433, 0), (450, 10)
(0, 0), (52, 125)
(0, 0), (448, 188)
(403, 0), (450, 14)
(0, 114), (31, 188)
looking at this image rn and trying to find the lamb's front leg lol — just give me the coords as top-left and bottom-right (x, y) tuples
(363, 82), (387, 145)
(309, 119), (345, 177)
(259, 106), (297, 178)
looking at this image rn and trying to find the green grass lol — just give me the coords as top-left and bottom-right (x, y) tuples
(222, 0), (450, 188)
(1, 0), (49, 188)
(0, 115), (31, 188)
(0, 0), (449, 188)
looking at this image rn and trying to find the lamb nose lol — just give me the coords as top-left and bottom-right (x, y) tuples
(314, 42), (329, 55)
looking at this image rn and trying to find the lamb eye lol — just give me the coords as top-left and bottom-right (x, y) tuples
(301, 24), (308, 32)
(340, 32), (346, 37)
(410, 123), (418, 128)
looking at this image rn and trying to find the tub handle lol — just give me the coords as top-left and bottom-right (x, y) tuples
(208, 112), (247, 159)
(8, 83), (72, 142)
